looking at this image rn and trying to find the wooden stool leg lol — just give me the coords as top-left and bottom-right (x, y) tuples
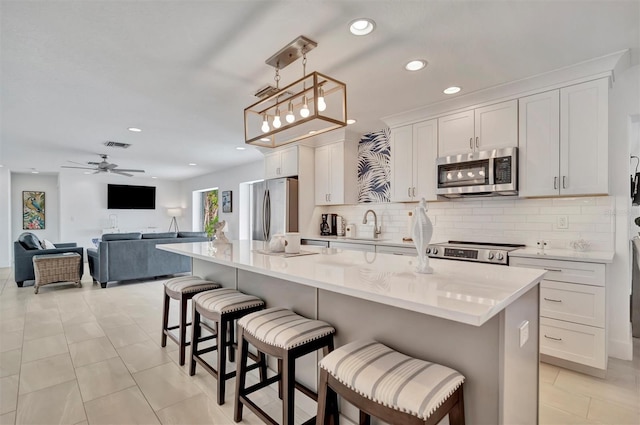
(317, 369), (330, 425)
(281, 351), (295, 425)
(234, 328), (249, 422)
(189, 304), (201, 376)
(277, 358), (283, 400)
(228, 321), (235, 363)
(217, 317), (228, 405)
(258, 351), (267, 382)
(179, 295), (188, 365)
(161, 292), (170, 347)
(359, 411), (371, 425)
(448, 387), (465, 425)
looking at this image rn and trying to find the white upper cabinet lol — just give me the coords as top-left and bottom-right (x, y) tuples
(315, 140), (358, 205)
(390, 120), (437, 202)
(438, 100), (518, 156)
(560, 78), (608, 196)
(264, 145), (298, 179)
(519, 78), (608, 197)
(519, 90), (561, 197)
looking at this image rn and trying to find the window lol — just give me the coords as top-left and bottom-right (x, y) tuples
(201, 189), (218, 234)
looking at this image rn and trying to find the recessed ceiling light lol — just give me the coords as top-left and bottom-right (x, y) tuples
(188, 163), (197, 166)
(405, 60), (427, 71)
(236, 147), (246, 151)
(83, 171), (91, 175)
(151, 176), (157, 179)
(309, 130), (317, 135)
(346, 119), (357, 125)
(260, 138), (270, 142)
(128, 127), (142, 132)
(349, 18), (376, 36)
(444, 86), (461, 94)
(31, 170), (39, 174)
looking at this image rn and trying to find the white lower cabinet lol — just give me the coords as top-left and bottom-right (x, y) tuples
(329, 241), (375, 253)
(375, 245), (417, 256)
(510, 256), (607, 371)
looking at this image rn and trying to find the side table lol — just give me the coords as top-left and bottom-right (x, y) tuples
(32, 253), (82, 294)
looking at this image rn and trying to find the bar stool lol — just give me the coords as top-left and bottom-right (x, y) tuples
(190, 288), (267, 405)
(234, 307), (336, 425)
(316, 339), (466, 425)
(161, 276), (220, 365)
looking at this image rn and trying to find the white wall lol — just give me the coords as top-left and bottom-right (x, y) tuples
(0, 169), (11, 267)
(607, 63), (640, 359)
(179, 160), (264, 240)
(11, 173), (60, 244)
(58, 173), (182, 251)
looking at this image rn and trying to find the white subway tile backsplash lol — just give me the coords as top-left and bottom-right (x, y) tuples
(315, 196), (613, 251)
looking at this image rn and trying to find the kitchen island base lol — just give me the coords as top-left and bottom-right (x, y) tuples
(192, 259), (540, 425)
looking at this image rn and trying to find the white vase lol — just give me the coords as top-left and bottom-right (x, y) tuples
(412, 198), (433, 274)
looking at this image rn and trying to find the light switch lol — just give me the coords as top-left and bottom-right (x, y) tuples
(519, 320), (529, 348)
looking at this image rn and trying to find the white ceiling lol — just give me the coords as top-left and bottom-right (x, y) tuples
(1, 0), (638, 180)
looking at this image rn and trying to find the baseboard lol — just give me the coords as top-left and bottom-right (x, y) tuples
(540, 354), (607, 378)
(608, 336), (633, 361)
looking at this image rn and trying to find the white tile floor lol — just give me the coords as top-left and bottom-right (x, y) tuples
(0, 266), (638, 425)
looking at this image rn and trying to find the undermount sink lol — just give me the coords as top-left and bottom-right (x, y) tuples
(342, 237), (388, 242)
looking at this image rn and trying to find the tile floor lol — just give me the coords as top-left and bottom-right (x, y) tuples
(0, 266), (638, 425)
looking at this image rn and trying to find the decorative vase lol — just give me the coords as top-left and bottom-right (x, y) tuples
(412, 198), (433, 274)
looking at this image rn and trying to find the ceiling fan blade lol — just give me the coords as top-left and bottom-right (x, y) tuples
(114, 168), (145, 173)
(106, 163), (118, 169)
(67, 160), (90, 166)
(113, 171), (134, 177)
(61, 166), (96, 170)
(87, 161), (101, 165)
(93, 171), (101, 174)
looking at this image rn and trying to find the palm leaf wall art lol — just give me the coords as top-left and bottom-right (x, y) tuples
(357, 128), (391, 203)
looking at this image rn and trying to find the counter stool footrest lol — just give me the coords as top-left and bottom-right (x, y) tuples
(237, 395), (279, 425)
(164, 331), (191, 347)
(242, 374), (281, 396)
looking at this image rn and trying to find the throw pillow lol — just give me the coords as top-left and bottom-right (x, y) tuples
(18, 232), (42, 250)
(41, 239), (56, 249)
(178, 231), (207, 238)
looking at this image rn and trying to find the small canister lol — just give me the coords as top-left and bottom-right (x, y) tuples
(345, 223), (355, 238)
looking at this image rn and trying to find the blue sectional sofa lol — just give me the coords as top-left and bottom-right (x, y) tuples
(87, 231), (208, 288)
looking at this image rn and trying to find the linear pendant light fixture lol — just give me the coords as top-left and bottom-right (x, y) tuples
(244, 36), (347, 148)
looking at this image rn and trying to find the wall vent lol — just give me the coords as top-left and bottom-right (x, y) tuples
(103, 141), (131, 149)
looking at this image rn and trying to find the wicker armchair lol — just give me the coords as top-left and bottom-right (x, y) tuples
(14, 232), (84, 287)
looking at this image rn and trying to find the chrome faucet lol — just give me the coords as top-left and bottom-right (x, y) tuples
(362, 209), (382, 239)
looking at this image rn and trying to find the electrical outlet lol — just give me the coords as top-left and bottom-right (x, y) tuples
(557, 215), (568, 229)
(519, 321), (529, 348)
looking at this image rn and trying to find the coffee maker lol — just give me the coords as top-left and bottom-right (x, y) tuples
(320, 213), (338, 236)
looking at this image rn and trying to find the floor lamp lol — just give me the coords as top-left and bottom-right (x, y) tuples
(167, 208), (182, 232)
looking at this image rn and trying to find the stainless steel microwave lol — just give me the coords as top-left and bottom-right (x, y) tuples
(436, 147), (518, 198)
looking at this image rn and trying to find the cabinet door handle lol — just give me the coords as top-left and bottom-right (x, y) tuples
(562, 176), (567, 189)
(554, 177), (558, 190)
(469, 138), (473, 149)
(543, 297), (562, 303)
(543, 268), (562, 272)
(544, 335), (562, 341)
(475, 136), (479, 149)
(408, 187), (411, 197)
(412, 187), (416, 197)
(328, 194), (331, 202)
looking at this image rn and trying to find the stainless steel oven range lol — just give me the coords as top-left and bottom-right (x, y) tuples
(426, 241), (525, 266)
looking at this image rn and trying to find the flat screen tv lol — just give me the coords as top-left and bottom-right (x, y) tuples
(107, 184), (156, 209)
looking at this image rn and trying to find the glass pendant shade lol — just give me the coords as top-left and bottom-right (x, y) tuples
(273, 108), (282, 128)
(261, 114), (270, 133)
(317, 87), (327, 112)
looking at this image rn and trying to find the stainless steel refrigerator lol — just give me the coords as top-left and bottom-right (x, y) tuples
(250, 178), (298, 241)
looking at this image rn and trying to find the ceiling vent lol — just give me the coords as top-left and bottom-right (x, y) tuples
(103, 141), (131, 149)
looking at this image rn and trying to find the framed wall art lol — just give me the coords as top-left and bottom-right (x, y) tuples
(221, 190), (232, 213)
(23, 191), (45, 230)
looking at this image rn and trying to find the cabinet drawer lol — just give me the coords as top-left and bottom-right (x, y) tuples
(510, 257), (605, 286)
(376, 245), (418, 256)
(540, 317), (606, 369)
(329, 241), (375, 253)
(540, 280), (605, 327)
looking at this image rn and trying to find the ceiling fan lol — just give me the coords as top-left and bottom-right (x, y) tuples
(61, 154), (145, 177)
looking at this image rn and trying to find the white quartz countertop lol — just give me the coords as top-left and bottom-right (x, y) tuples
(159, 240), (545, 327)
(509, 247), (614, 263)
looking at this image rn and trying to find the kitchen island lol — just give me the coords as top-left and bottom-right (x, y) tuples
(159, 240), (545, 424)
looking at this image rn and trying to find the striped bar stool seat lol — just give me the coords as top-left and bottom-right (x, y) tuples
(234, 307), (336, 425)
(317, 339), (466, 425)
(190, 288), (266, 405)
(161, 276), (220, 365)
